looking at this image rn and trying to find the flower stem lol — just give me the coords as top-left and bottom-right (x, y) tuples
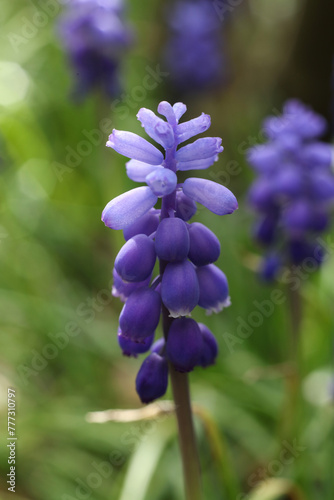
(161, 298), (202, 500)
(169, 363), (202, 500)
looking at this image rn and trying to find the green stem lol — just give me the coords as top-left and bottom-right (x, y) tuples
(161, 298), (201, 500)
(169, 363), (202, 500)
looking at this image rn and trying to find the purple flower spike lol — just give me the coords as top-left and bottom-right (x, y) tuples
(119, 288), (161, 341)
(115, 234), (156, 282)
(196, 264), (230, 314)
(161, 260), (199, 318)
(183, 178), (238, 215)
(112, 267), (151, 302)
(136, 353), (168, 404)
(197, 323), (218, 368)
(118, 331), (154, 357)
(123, 209), (160, 241)
(102, 101), (237, 402)
(188, 222), (220, 266)
(247, 99), (334, 280)
(155, 218), (190, 262)
(102, 187), (157, 230)
(166, 318), (202, 372)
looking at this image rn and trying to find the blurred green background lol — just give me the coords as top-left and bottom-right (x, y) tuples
(1, 1), (334, 499)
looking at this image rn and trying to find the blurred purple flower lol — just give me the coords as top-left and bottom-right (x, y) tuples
(58, 0), (132, 100)
(163, 0), (227, 92)
(247, 100), (334, 280)
(102, 100), (238, 402)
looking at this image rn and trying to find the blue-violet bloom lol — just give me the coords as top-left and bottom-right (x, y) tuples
(102, 101), (238, 402)
(247, 100), (334, 281)
(58, 0), (132, 100)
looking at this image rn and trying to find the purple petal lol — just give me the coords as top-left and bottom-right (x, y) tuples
(183, 178), (238, 215)
(137, 108), (174, 149)
(102, 187), (157, 229)
(177, 155), (218, 171)
(126, 160), (162, 182)
(176, 137), (223, 162)
(107, 130), (164, 164)
(157, 101), (177, 126)
(173, 102), (187, 121)
(176, 113), (211, 144)
(145, 168), (177, 197)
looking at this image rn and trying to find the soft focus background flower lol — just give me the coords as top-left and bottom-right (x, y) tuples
(247, 100), (334, 281)
(163, 0), (227, 92)
(58, 0), (132, 100)
(1, 1), (334, 499)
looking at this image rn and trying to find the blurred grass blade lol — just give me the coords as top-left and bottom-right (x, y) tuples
(247, 478), (304, 500)
(118, 427), (173, 500)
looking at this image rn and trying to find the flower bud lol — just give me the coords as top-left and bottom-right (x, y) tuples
(197, 323), (218, 368)
(123, 210), (160, 241)
(188, 222), (220, 266)
(151, 338), (165, 355)
(166, 318), (202, 372)
(161, 260), (199, 317)
(119, 287), (161, 340)
(112, 267), (151, 302)
(196, 264), (230, 313)
(175, 190), (197, 221)
(155, 218), (190, 262)
(115, 234), (156, 282)
(118, 331), (154, 357)
(136, 353), (168, 403)
(260, 253), (281, 282)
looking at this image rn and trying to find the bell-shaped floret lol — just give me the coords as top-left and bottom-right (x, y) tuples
(197, 323), (218, 368)
(123, 209), (160, 241)
(175, 190), (197, 221)
(136, 353), (168, 403)
(112, 268), (151, 302)
(151, 338), (165, 355)
(183, 178), (238, 215)
(137, 108), (175, 149)
(146, 168), (177, 197)
(166, 317), (202, 372)
(118, 330), (154, 357)
(188, 222), (220, 266)
(253, 213), (278, 246)
(196, 264), (230, 314)
(102, 186), (157, 230)
(115, 234), (156, 282)
(119, 287), (161, 341)
(107, 130), (164, 164)
(282, 200), (313, 236)
(161, 260), (199, 317)
(259, 253), (281, 282)
(155, 217), (190, 262)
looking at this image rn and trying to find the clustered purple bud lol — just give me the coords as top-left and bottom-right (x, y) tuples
(247, 100), (334, 281)
(163, 0), (227, 92)
(58, 0), (132, 100)
(102, 101), (238, 403)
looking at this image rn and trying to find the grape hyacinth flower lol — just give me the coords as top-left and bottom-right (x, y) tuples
(102, 101), (238, 404)
(163, 0), (227, 92)
(58, 0), (132, 100)
(247, 100), (334, 281)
